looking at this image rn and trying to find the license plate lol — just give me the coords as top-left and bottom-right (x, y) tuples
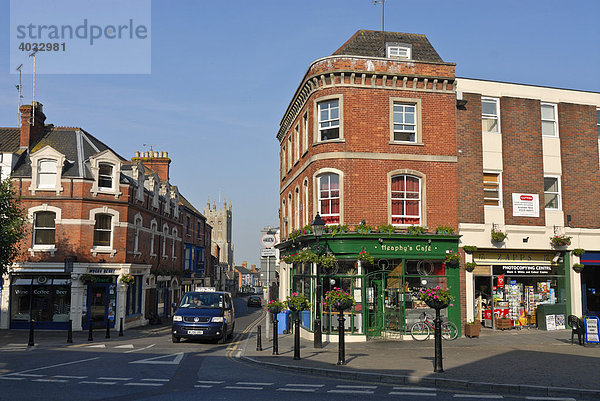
(187, 330), (204, 335)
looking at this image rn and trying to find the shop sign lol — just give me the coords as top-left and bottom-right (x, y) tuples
(512, 193), (539, 217)
(88, 268), (116, 275)
(492, 265), (556, 276)
(474, 252), (554, 265)
(379, 244), (440, 254)
(586, 316), (600, 344)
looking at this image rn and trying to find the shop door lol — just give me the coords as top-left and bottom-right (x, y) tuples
(84, 283), (116, 329)
(366, 274), (385, 337)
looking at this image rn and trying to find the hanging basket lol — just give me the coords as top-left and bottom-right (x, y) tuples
(425, 298), (450, 309)
(573, 263), (584, 273)
(334, 298), (355, 312)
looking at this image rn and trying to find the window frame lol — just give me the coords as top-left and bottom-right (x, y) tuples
(544, 175), (562, 210)
(386, 43), (412, 59)
(97, 163), (114, 190)
(93, 213), (113, 248)
(37, 159), (58, 189)
(28, 145), (66, 195)
(133, 216), (142, 255)
(390, 174), (422, 226)
(316, 172), (341, 225)
(481, 97), (501, 134)
(483, 171), (503, 208)
(541, 102), (559, 137)
(33, 211), (56, 247)
(150, 220), (158, 257)
(389, 98), (422, 144)
(171, 228), (178, 259)
(302, 111), (309, 154)
(314, 95), (344, 143)
(287, 135), (292, 171)
(293, 124), (300, 163)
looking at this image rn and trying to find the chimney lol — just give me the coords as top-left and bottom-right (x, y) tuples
(242, 261), (247, 269)
(20, 102), (46, 149)
(131, 150), (171, 181)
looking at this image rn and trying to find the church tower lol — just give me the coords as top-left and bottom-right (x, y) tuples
(204, 199), (234, 271)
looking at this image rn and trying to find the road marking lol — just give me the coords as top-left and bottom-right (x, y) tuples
(454, 395), (503, 399)
(394, 386), (436, 391)
(33, 378), (68, 383)
(225, 386), (264, 390)
(525, 398), (575, 401)
(336, 385), (378, 389)
(142, 378), (169, 382)
(130, 352), (184, 365)
(98, 377), (131, 381)
(13, 373), (45, 377)
(114, 344), (135, 349)
(236, 382), (273, 386)
(6, 357), (100, 376)
(54, 375), (87, 379)
(80, 381), (116, 385)
(0, 377), (24, 380)
(125, 382), (163, 387)
(328, 390), (375, 394)
(278, 388), (317, 392)
(195, 385), (213, 388)
(390, 391), (437, 396)
(197, 380), (224, 384)
(285, 384), (325, 387)
(125, 344), (155, 353)
(86, 344), (106, 348)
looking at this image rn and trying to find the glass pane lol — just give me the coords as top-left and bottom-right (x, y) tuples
(31, 285), (52, 322)
(39, 160), (57, 173)
(542, 121), (555, 136)
(482, 117), (498, 132)
(34, 228), (55, 245)
(35, 212), (55, 228)
(482, 100), (497, 116)
(11, 285), (31, 321)
(94, 230), (111, 246)
(52, 285), (71, 322)
(38, 172), (56, 187)
(99, 164), (113, 176)
(541, 104), (555, 120)
(394, 132), (414, 142)
(545, 194), (558, 209)
(405, 113), (414, 124)
(95, 214), (112, 230)
(330, 108), (339, 120)
(544, 178), (558, 192)
(98, 176), (113, 188)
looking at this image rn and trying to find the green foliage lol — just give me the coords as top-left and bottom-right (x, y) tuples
(377, 224), (395, 235)
(573, 263), (584, 273)
(355, 223), (374, 234)
(550, 234), (571, 247)
(282, 248), (319, 264)
(407, 225), (427, 235)
(463, 245), (478, 254)
(80, 273), (97, 284)
(319, 253), (337, 270)
(325, 224), (348, 236)
(285, 292), (310, 312)
(289, 227), (311, 242)
(435, 225), (455, 235)
(418, 286), (454, 306)
(119, 273), (135, 284)
(491, 229), (507, 243)
(357, 250), (374, 264)
(267, 299), (285, 314)
(444, 250), (460, 267)
(465, 262), (477, 272)
(0, 177), (27, 275)
(572, 248), (585, 257)
(323, 287), (355, 311)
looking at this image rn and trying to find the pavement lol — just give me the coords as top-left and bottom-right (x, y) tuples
(242, 314), (600, 400)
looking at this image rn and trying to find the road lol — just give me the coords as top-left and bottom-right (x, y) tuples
(0, 297), (571, 401)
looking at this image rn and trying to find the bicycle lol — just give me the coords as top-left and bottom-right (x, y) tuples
(410, 311), (458, 341)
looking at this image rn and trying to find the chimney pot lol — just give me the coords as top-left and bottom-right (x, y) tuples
(135, 151), (140, 157)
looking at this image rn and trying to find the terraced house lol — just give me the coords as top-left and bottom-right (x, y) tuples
(0, 102), (212, 332)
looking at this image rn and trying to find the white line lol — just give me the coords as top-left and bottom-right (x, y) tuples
(54, 375), (87, 379)
(394, 386), (436, 391)
(7, 344), (27, 346)
(125, 344), (155, 353)
(336, 385), (378, 389)
(125, 383), (164, 387)
(328, 390), (375, 394)
(194, 385), (213, 388)
(98, 377), (132, 381)
(277, 388), (317, 392)
(114, 344), (135, 349)
(285, 384), (325, 388)
(197, 380), (224, 384)
(80, 381), (116, 385)
(390, 391), (437, 396)
(0, 377), (24, 380)
(236, 382), (274, 386)
(525, 398), (575, 401)
(454, 395), (503, 399)
(142, 378), (170, 382)
(225, 386), (264, 390)
(8, 357), (100, 375)
(13, 373), (45, 377)
(33, 379), (68, 383)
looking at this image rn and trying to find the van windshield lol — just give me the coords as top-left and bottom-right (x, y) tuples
(179, 292), (224, 309)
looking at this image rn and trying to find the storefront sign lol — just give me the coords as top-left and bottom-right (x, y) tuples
(493, 265), (556, 275)
(88, 268), (116, 275)
(379, 244), (439, 254)
(512, 193), (540, 217)
(474, 252), (554, 265)
(497, 274), (505, 287)
(586, 316), (600, 343)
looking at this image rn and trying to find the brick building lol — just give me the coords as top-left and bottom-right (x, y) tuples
(0, 102), (212, 331)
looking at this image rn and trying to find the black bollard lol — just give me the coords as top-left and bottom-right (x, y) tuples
(337, 310), (346, 365)
(88, 321), (93, 342)
(67, 319), (73, 344)
(256, 325), (262, 351)
(119, 317), (124, 337)
(293, 312), (300, 360)
(28, 320), (34, 347)
(272, 312), (279, 355)
(105, 319), (111, 339)
(433, 308), (444, 373)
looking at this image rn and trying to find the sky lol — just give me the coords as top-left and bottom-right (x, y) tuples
(1, 0), (599, 267)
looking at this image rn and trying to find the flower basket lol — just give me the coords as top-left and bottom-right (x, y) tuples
(465, 262), (477, 272)
(424, 298), (450, 309)
(319, 253), (337, 270)
(355, 223), (374, 234)
(407, 225), (427, 235)
(491, 229), (507, 243)
(551, 235), (571, 247)
(267, 300), (285, 314)
(465, 322), (481, 338)
(435, 225), (455, 235)
(324, 287), (355, 312)
(572, 248), (585, 257)
(418, 286), (453, 310)
(119, 273), (135, 285)
(444, 251), (460, 268)
(80, 273), (97, 284)
(282, 248), (319, 265)
(573, 263), (584, 273)
(285, 293), (310, 312)
(463, 245), (477, 254)
(357, 250), (374, 265)
(377, 224), (395, 235)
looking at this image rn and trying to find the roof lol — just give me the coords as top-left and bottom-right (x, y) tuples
(234, 266), (252, 275)
(0, 128), (21, 152)
(180, 194), (206, 218)
(333, 30), (444, 63)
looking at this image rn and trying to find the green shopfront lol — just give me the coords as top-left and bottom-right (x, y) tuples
(279, 233), (461, 340)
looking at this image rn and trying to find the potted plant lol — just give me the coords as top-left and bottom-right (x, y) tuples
(119, 273), (135, 285)
(323, 287), (355, 311)
(267, 299), (285, 314)
(550, 234), (571, 247)
(495, 317), (511, 330)
(326, 224), (348, 236)
(377, 224), (395, 236)
(444, 251), (460, 268)
(435, 225), (455, 235)
(417, 286), (453, 309)
(463, 245), (477, 254)
(573, 263), (584, 273)
(355, 223), (374, 234)
(465, 262), (477, 273)
(407, 225), (427, 235)
(491, 228), (507, 243)
(464, 320), (481, 338)
(573, 248), (585, 257)
(285, 292), (310, 312)
(80, 273), (97, 284)
(357, 250), (375, 265)
(319, 253), (337, 270)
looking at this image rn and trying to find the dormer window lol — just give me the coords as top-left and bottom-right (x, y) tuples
(38, 160), (57, 189)
(28, 145), (66, 195)
(98, 163), (114, 189)
(89, 150), (122, 198)
(386, 44), (411, 59)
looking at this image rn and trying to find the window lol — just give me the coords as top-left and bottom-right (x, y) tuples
(294, 125), (300, 162)
(162, 226), (168, 257)
(38, 159), (57, 189)
(318, 99), (340, 141)
(541, 103), (558, 137)
(392, 102), (416, 142)
(197, 221), (201, 239)
(544, 177), (561, 209)
(318, 173), (340, 224)
(281, 145), (286, 175)
(482, 97), (500, 133)
(302, 112), (309, 153)
(186, 216), (190, 236)
(134, 217), (142, 253)
(33, 211), (55, 245)
(391, 175), (421, 225)
(185, 246), (192, 270)
(303, 179), (309, 227)
(172, 228), (177, 258)
(387, 44), (411, 59)
(294, 187), (300, 229)
(93, 214), (112, 247)
(596, 108), (599, 139)
(150, 221), (157, 256)
(484, 172), (502, 207)
(98, 163), (114, 189)
(287, 136), (292, 171)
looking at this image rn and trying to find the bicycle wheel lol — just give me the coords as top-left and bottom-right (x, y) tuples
(442, 321), (458, 340)
(410, 322), (430, 341)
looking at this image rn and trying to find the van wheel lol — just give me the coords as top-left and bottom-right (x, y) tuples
(172, 335), (180, 343)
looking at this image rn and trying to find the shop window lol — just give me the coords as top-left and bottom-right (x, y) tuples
(318, 173), (340, 224)
(10, 277), (71, 325)
(544, 176), (561, 209)
(318, 99), (340, 141)
(93, 214), (112, 247)
(541, 103), (558, 137)
(391, 175), (421, 225)
(484, 172), (502, 207)
(33, 211), (56, 246)
(482, 97), (500, 133)
(98, 163), (114, 189)
(38, 159), (57, 189)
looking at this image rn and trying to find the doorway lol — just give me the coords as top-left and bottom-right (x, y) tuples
(83, 283), (116, 329)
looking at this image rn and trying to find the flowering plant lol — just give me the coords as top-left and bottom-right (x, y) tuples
(572, 248), (585, 257)
(267, 299), (285, 314)
(377, 224), (395, 235)
(491, 229), (507, 243)
(444, 251), (460, 267)
(550, 234), (571, 247)
(319, 253), (337, 270)
(281, 248), (318, 264)
(357, 250), (374, 265)
(80, 273), (97, 284)
(289, 227), (311, 242)
(285, 292), (310, 312)
(465, 262), (477, 272)
(323, 287), (354, 311)
(418, 286), (453, 308)
(119, 273), (135, 284)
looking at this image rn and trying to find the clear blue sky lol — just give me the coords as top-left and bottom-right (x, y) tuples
(1, 0), (599, 267)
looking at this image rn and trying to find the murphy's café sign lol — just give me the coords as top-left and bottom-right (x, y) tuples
(474, 251), (558, 276)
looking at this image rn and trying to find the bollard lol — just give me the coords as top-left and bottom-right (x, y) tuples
(28, 320), (35, 347)
(337, 310), (346, 365)
(256, 325), (262, 351)
(105, 319), (111, 339)
(119, 317), (124, 337)
(433, 307), (444, 373)
(272, 313), (279, 355)
(67, 319), (73, 344)
(88, 322), (93, 342)
(293, 312), (300, 360)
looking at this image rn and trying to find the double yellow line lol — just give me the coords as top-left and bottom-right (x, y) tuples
(225, 310), (265, 359)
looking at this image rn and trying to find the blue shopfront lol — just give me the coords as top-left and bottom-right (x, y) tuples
(581, 252), (600, 317)
(82, 278), (117, 330)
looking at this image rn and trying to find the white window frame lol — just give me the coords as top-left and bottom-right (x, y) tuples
(162, 224), (169, 259)
(281, 144), (286, 176)
(483, 171), (503, 208)
(133, 216), (142, 256)
(38, 159), (58, 189)
(303, 178), (309, 228)
(287, 136), (292, 171)
(390, 174), (422, 226)
(294, 124), (300, 163)
(171, 228), (178, 260)
(294, 186), (300, 230)
(482, 97), (500, 134)
(386, 43), (411, 59)
(27, 204), (61, 256)
(315, 172), (341, 225)
(541, 103), (558, 137)
(28, 145), (65, 195)
(89, 207), (119, 257)
(302, 112), (309, 154)
(287, 192), (292, 234)
(390, 98), (422, 144)
(89, 150), (122, 198)
(544, 175), (561, 210)
(150, 220), (158, 258)
(315, 96), (343, 143)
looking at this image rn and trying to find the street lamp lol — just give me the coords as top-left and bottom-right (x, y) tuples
(311, 213), (326, 348)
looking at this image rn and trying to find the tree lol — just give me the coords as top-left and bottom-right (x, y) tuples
(0, 177), (27, 275)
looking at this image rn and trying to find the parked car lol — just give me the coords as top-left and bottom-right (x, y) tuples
(171, 291), (235, 343)
(247, 295), (262, 307)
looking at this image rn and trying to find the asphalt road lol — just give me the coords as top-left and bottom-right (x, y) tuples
(0, 297), (568, 401)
